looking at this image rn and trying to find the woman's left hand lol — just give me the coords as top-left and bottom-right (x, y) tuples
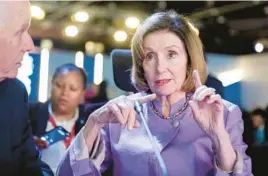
(189, 70), (226, 139)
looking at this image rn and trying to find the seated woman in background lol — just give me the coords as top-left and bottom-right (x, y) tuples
(57, 11), (251, 175)
(250, 108), (268, 145)
(29, 63), (103, 173)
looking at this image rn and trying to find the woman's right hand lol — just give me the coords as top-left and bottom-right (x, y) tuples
(33, 136), (48, 149)
(89, 93), (156, 130)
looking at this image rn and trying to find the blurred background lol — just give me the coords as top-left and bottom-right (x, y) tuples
(19, 1), (268, 175)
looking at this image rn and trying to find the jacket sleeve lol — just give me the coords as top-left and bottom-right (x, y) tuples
(214, 104), (252, 176)
(56, 125), (113, 176)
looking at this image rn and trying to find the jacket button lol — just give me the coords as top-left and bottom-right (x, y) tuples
(80, 119), (85, 124)
(172, 120), (180, 128)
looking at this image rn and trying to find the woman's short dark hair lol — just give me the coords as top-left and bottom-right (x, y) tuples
(52, 63), (87, 89)
(251, 108), (267, 119)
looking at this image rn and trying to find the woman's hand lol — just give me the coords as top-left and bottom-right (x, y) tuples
(82, 93), (156, 151)
(88, 93), (156, 130)
(33, 136), (48, 150)
(189, 70), (226, 139)
(189, 70), (237, 171)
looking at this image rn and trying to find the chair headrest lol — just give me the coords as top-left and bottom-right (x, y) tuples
(111, 49), (136, 92)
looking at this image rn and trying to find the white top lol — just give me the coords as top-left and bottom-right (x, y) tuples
(40, 103), (79, 174)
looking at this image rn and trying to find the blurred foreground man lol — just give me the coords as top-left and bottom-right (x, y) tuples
(0, 0), (53, 175)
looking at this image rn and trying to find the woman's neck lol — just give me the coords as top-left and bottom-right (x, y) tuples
(51, 107), (76, 121)
(157, 91), (186, 118)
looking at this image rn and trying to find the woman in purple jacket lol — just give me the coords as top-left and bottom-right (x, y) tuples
(57, 11), (252, 176)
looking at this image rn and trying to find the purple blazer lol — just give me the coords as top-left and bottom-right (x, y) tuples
(57, 96), (252, 176)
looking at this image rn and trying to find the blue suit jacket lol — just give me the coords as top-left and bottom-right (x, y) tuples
(0, 78), (53, 175)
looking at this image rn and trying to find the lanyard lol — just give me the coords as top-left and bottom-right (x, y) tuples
(48, 116), (75, 148)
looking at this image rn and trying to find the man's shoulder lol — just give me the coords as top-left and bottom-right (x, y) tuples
(8, 78), (25, 89)
(0, 78), (26, 91)
(0, 78), (27, 102)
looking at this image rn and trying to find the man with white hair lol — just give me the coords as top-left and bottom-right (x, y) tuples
(0, 0), (53, 175)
